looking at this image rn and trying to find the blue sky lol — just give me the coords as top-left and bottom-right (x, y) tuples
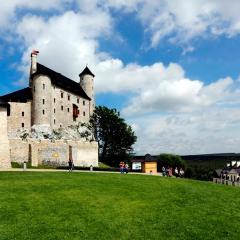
(1, 0), (240, 155)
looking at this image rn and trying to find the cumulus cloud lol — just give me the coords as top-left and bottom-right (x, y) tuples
(101, 0), (240, 47)
(131, 107), (240, 155)
(1, 1), (240, 154)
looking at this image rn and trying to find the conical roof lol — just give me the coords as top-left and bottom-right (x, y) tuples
(79, 66), (95, 77)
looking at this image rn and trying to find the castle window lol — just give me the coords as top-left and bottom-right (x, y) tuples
(61, 106), (63, 111)
(43, 110), (45, 115)
(83, 111), (86, 116)
(60, 124), (62, 128)
(43, 99), (45, 105)
(77, 98), (79, 104)
(61, 92), (64, 98)
(7, 105), (10, 116)
(54, 108), (56, 114)
(54, 119), (56, 124)
(83, 100), (85, 106)
(68, 95), (70, 101)
(22, 123), (24, 128)
(68, 108), (70, 112)
(73, 104), (79, 121)
(22, 112), (24, 117)
(43, 84), (45, 90)
(54, 98), (56, 103)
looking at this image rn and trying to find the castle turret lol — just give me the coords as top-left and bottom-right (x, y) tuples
(79, 66), (95, 115)
(31, 52), (52, 127)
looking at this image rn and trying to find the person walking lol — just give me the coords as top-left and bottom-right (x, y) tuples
(125, 163), (129, 174)
(119, 161), (125, 174)
(175, 167), (179, 177)
(68, 159), (73, 172)
(162, 166), (166, 176)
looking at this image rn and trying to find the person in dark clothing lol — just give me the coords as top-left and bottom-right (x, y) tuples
(68, 159), (73, 172)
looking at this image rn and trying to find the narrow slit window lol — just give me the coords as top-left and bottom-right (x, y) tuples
(43, 110), (45, 115)
(43, 84), (45, 90)
(22, 123), (24, 128)
(22, 112), (24, 117)
(43, 99), (45, 105)
(61, 92), (64, 98)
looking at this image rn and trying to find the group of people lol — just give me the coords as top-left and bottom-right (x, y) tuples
(119, 161), (129, 174)
(162, 166), (184, 177)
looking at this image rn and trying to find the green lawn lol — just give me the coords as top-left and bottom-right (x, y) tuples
(0, 172), (240, 240)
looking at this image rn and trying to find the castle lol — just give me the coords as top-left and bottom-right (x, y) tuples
(0, 51), (98, 168)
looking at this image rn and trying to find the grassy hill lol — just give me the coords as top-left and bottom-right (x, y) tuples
(0, 172), (240, 240)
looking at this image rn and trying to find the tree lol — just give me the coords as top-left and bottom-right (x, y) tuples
(87, 106), (137, 166)
(157, 153), (185, 171)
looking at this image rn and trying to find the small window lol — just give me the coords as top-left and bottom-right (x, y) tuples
(60, 124), (62, 128)
(68, 108), (70, 112)
(83, 100), (85, 106)
(83, 111), (85, 116)
(43, 99), (45, 105)
(22, 123), (24, 128)
(54, 108), (56, 114)
(7, 105), (10, 116)
(61, 106), (63, 111)
(77, 98), (79, 104)
(54, 119), (56, 124)
(68, 95), (70, 101)
(54, 98), (56, 103)
(43, 84), (45, 90)
(43, 110), (45, 115)
(22, 112), (24, 117)
(61, 92), (64, 98)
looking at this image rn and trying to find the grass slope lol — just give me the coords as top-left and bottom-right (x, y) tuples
(0, 172), (240, 240)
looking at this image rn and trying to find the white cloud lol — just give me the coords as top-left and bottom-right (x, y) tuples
(2, 1), (240, 155)
(0, 0), (71, 29)
(101, 0), (240, 47)
(131, 107), (240, 155)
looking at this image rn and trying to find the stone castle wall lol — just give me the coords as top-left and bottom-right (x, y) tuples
(31, 75), (91, 129)
(9, 139), (30, 163)
(0, 107), (11, 168)
(9, 138), (98, 167)
(8, 102), (31, 133)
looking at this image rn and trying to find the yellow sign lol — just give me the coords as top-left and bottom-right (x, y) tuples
(52, 152), (59, 158)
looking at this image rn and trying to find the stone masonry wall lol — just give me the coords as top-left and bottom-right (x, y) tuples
(51, 85), (91, 128)
(9, 138), (98, 167)
(9, 139), (30, 163)
(7, 102), (31, 133)
(0, 107), (11, 168)
(32, 75), (91, 129)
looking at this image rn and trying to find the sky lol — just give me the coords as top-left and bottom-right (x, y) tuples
(1, 0), (240, 155)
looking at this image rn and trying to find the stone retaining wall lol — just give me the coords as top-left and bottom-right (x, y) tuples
(9, 138), (98, 167)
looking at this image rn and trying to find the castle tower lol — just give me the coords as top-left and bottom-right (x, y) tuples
(79, 66), (95, 115)
(31, 52), (52, 127)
